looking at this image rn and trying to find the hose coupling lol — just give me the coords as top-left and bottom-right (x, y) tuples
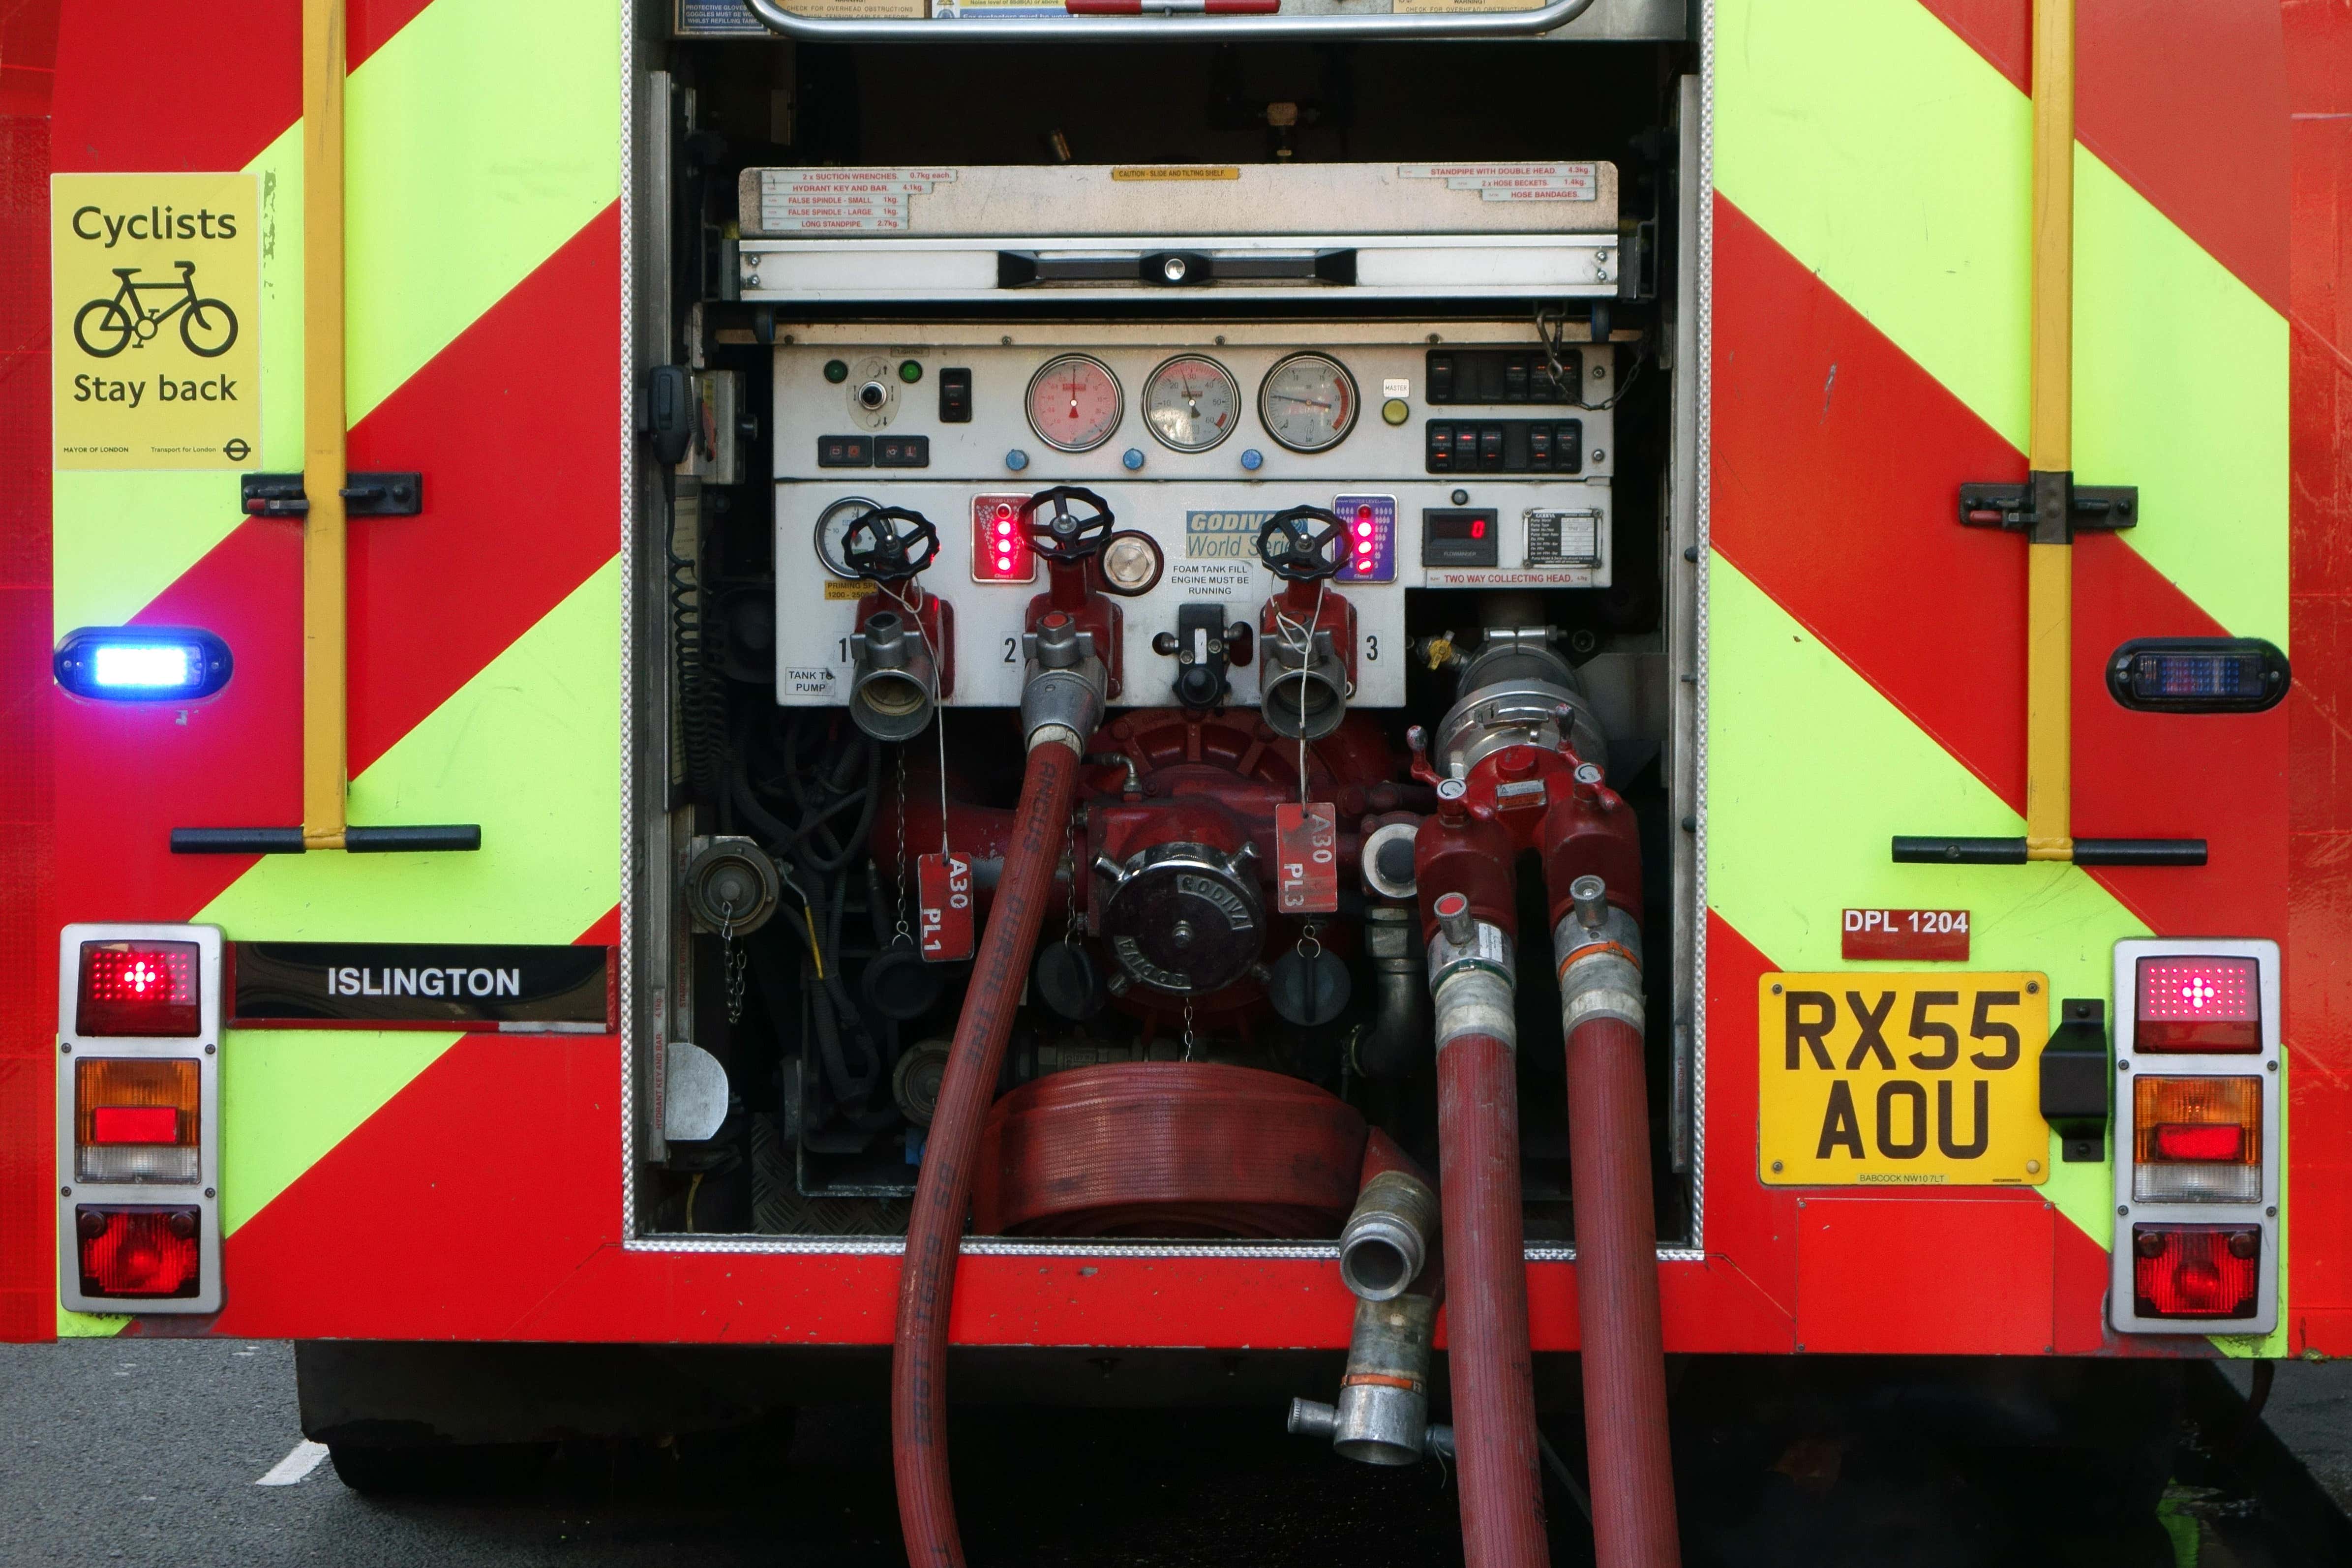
(1020, 612), (1108, 752)
(1427, 892), (1513, 994)
(1554, 900), (1645, 1033)
(846, 610), (938, 743)
(1286, 1293), (1454, 1465)
(1338, 1169), (1439, 1301)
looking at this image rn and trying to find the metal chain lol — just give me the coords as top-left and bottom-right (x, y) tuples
(1181, 1000), (1197, 1061)
(1297, 921), (1322, 961)
(1062, 813), (1084, 947)
(892, 742), (912, 946)
(720, 899), (748, 1027)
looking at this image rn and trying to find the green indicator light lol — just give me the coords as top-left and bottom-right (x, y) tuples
(899, 359), (924, 385)
(823, 359), (849, 384)
(1382, 398), (1410, 426)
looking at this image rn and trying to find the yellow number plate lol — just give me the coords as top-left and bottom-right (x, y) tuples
(1759, 973), (2049, 1187)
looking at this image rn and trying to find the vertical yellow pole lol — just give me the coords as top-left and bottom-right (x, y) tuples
(302, 0), (349, 850)
(2023, 0), (2074, 861)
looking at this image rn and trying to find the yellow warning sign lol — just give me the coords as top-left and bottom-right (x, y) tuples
(53, 173), (259, 471)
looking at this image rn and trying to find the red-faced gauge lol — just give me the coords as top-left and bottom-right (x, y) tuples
(1025, 354), (1124, 453)
(1258, 352), (1358, 454)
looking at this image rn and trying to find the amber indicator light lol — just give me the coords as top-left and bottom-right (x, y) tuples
(2132, 1076), (2261, 1204)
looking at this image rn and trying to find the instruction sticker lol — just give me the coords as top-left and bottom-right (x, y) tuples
(53, 173), (260, 471)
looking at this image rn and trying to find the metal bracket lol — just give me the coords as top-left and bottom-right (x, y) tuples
(1957, 478), (2136, 540)
(2039, 998), (2110, 1164)
(241, 471), (423, 519)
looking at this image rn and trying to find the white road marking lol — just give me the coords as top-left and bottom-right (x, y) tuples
(255, 1439), (330, 1486)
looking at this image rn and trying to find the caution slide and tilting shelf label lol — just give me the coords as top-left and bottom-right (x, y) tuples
(51, 173), (259, 471)
(1758, 973), (2050, 1187)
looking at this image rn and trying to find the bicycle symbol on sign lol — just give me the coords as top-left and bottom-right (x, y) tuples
(72, 261), (238, 360)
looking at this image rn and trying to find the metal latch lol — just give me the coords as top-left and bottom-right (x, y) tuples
(2039, 997), (2110, 1164)
(1956, 478), (2136, 541)
(241, 471), (423, 518)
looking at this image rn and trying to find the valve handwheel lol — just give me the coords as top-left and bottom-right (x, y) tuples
(1257, 504), (1346, 582)
(1019, 486), (1116, 562)
(840, 504), (941, 583)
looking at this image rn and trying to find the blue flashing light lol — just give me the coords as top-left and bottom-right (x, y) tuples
(54, 627), (232, 702)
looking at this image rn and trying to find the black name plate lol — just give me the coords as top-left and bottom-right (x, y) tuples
(232, 943), (611, 1028)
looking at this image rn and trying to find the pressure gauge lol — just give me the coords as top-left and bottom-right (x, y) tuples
(1142, 355), (1240, 452)
(1026, 354), (1124, 453)
(814, 496), (880, 579)
(1258, 353), (1358, 454)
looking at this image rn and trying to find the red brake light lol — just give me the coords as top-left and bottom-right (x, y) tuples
(2131, 1224), (2260, 1319)
(76, 940), (201, 1037)
(74, 1206), (201, 1298)
(2135, 956), (2260, 1052)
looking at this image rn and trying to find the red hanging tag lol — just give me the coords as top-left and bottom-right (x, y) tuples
(1274, 802), (1340, 915)
(917, 852), (974, 962)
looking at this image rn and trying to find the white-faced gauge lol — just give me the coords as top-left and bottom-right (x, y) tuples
(1141, 355), (1240, 452)
(814, 496), (881, 579)
(1026, 354), (1124, 453)
(1257, 352), (1358, 454)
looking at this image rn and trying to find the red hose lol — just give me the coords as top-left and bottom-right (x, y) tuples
(1438, 1030), (1550, 1568)
(894, 739), (1080, 1568)
(1565, 1015), (1681, 1568)
(973, 1061), (1368, 1237)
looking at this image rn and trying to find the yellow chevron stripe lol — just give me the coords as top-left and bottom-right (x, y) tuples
(1708, 552), (2286, 1355)
(53, 0), (620, 636)
(204, 556), (621, 1233)
(1714, 0), (2288, 649)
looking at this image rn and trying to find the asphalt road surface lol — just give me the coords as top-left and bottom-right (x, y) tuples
(3, 1338), (2348, 1567)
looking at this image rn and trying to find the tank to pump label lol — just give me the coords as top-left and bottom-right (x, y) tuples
(784, 666), (840, 698)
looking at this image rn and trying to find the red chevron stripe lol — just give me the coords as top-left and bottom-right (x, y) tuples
(51, 0), (438, 176)
(52, 202), (617, 925)
(1712, 193), (2287, 942)
(347, 203), (618, 774)
(1917, 0), (2289, 315)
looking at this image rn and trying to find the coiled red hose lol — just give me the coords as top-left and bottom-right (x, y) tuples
(894, 739), (1080, 1568)
(973, 1061), (1371, 1237)
(1439, 1029), (1550, 1568)
(1565, 1015), (1680, 1568)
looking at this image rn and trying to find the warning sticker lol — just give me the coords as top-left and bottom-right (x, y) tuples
(1398, 162), (1599, 201)
(1110, 167), (1242, 182)
(756, 168), (957, 233)
(53, 173), (260, 471)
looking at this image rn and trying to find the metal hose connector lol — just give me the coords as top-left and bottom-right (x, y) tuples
(1339, 1169), (1439, 1301)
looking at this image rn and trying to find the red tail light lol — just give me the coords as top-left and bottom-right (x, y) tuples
(2134, 956), (2261, 1053)
(76, 940), (201, 1037)
(2131, 1224), (2260, 1319)
(74, 1206), (201, 1299)
(2151, 1123), (2244, 1162)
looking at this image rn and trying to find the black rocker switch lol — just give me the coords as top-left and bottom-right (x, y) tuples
(939, 367), (972, 423)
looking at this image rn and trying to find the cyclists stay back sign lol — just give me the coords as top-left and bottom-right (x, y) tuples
(53, 173), (259, 471)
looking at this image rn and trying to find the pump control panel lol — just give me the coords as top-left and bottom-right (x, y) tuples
(773, 322), (1617, 711)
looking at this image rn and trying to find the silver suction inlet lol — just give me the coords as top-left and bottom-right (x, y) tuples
(847, 610), (937, 743)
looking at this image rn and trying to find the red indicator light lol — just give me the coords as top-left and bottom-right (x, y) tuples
(972, 495), (1037, 584)
(75, 1206), (201, 1298)
(2152, 1123), (2245, 1162)
(76, 941), (200, 1037)
(2136, 956), (2260, 1052)
(2132, 1224), (2260, 1319)
(1356, 505), (1372, 519)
